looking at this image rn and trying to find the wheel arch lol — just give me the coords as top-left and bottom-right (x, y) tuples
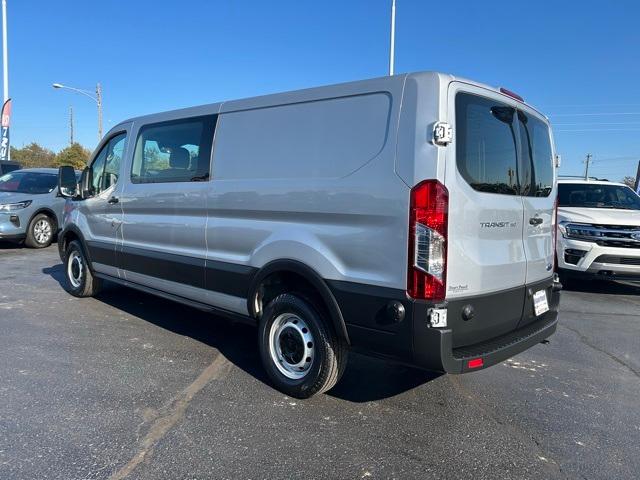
(29, 207), (59, 230)
(248, 259), (350, 345)
(58, 225), (94, 269)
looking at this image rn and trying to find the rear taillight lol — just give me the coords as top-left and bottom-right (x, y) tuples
(408, 180), (449, 301)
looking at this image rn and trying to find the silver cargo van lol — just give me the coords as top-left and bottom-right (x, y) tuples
(57, 72), (560, 398)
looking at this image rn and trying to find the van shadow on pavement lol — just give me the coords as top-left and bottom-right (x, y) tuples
(42, 262), (439, 402)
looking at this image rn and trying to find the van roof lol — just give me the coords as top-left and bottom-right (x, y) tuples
(114, 71), (546, 129)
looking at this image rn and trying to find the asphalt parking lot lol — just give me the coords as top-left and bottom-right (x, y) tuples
(0, 244), (639, 480)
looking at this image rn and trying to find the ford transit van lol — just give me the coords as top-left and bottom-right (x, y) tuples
(57, 72), (560, 398)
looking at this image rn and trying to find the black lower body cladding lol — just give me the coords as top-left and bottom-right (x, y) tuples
(328, 277), (559, 373)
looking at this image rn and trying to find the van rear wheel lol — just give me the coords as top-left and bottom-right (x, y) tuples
(258, 293), (347, 398)
(64, 240), (102, 297)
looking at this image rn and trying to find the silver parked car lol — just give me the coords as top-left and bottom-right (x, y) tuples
(0, 168), (66, 248)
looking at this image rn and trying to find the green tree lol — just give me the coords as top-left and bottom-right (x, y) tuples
(55, 143), (92, 169)
(622, 176), (636, 189)
(10, 142), (56, 168)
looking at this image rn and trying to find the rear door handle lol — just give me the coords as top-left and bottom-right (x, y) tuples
(108, 196), (119, 204)
(529, 217), (543, 226)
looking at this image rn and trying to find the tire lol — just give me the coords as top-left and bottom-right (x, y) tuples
(25, 213), (54, 248)
(258, 293), (348, 399)
(63, 240), (102, 297)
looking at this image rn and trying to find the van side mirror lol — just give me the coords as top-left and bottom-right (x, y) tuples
(58, 166), (78, 198)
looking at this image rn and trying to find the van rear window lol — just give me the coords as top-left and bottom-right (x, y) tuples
(517, 111), (553, 197)
(456, 93), (519, 195)
(456, 93), (553, 197)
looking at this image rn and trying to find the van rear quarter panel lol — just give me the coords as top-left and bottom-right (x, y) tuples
(395, 72), (449, 188)
(207, 77), (411, 291)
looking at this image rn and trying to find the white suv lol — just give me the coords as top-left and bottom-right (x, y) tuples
(557, 178), (640, 282)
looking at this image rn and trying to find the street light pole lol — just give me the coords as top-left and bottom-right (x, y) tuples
(52, 82), (103, 142)
(2, 0), (8, 103)
(389, 0), (396, 76)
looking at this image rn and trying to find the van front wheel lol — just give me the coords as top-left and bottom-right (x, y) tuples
(64, 240), (102, 298)
(258, 293), (347, 398)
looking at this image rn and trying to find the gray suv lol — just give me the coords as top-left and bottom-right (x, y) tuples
(0, 168), (65, 248)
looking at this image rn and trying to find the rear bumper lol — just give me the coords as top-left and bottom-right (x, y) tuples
(413, 281), (562, 373)
(413, 308), (558, 373)
(332, 276), (560, 374)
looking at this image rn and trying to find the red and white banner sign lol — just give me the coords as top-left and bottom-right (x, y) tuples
(0, 98), (11, 161)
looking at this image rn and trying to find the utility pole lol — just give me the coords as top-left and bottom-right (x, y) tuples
(69, 105), (74, 145)
(584, 153), (592, 180)
(96, 82), (102, 141)
(389, 0), (396, 76)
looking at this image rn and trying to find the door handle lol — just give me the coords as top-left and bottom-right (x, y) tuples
(108, 196), (119, 205)
(529, 217), (543, 226)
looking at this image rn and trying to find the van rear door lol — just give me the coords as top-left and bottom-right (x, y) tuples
(515, 108), (556, 327)
(444, 83), (527, 347)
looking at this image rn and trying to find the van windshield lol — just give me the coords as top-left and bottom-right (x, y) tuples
(0, 171), (58, 194)
(558, 183), (640, 210)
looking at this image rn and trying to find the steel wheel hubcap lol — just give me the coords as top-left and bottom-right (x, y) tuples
(269, 313), (315, 379)
(33, 219), (52, 244)
(67, 251), (83, 288)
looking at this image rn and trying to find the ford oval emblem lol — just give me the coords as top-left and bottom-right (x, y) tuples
(631, 233), (640, 241)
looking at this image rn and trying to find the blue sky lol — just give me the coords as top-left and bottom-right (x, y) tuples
(5, 0), (640, 180)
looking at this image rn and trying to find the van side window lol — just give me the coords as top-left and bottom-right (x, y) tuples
(88, 132), (127, 196)
(517, 111), (553, 197)
(131, 115), (217, 184)
(88, 146), (108, 196)
(456, 93), (519, 195)
(103, 133), (127, 191)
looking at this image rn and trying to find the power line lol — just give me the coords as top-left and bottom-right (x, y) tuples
(549, 112), (640, 117)
(554, 122), (640, 126)
(557, 128), (640, 132)
(541, 103), (640, 108)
